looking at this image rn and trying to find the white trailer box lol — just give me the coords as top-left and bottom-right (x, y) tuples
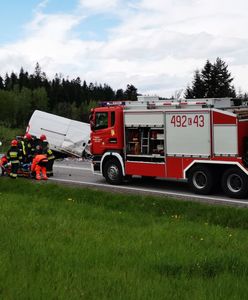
(27, 110), (91, 157)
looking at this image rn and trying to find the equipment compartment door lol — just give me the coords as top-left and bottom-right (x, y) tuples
(165, 111), (211, 157)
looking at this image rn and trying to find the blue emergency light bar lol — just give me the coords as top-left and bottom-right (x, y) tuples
(100, 101), (126, 107)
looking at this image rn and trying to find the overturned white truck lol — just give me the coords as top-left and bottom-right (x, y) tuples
(27, 110), (91, 158)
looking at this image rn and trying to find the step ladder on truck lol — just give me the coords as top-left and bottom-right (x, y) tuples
(90, 96), (248, 198)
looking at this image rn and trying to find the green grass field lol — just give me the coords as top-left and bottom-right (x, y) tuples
(0, 126), (24, 152)
(1, 178), (248, 299)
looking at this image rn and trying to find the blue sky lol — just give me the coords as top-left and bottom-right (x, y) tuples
(0, 0), (247, 97)
(0, 0), (117, 42)
(0, 1), (39, 43)
(0, 0), (78, 42)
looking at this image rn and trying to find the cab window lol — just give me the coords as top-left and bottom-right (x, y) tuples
(95, 112), (108, 130)
(111, 111), (115, 127)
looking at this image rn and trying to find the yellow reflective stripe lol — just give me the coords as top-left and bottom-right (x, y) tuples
(21, 141), (26, 155)
(9, 151), (18, 158)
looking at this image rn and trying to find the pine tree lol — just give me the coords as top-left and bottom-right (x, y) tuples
(19, 67), (30, 90)
(212, 57), (236, 97)
(185, 70), (205, 98)
(0, 76), (4, 90)
(6, 72), (19, 90)
(116, 89), (124, 100)
(201, 60), (213, 97)
(185, 58), (236, 98)
(33, 62), (45, 89)
(124, 84), (138, 101)
(4, 73), (11, 90)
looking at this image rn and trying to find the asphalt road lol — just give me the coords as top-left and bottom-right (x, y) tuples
(50, 158), (248, 208)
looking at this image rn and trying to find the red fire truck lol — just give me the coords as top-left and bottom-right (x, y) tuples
(90, 97), (248, 198)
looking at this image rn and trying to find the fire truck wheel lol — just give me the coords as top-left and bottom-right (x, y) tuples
(104, 159), (123, 185)
(221, 168), (248, 198)
(188, 166), (214, 195)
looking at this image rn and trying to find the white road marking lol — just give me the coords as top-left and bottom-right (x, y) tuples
(54, 165), (91, 171)
(49, 178), (248, 206)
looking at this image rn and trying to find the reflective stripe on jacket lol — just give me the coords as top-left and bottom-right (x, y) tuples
(7, 147), (22, 163)
(47, 149), (55, 160)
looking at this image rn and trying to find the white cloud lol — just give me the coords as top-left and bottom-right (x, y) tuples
(79, 0), (119, 11)
(25, 12), (83, 41)
(0, 0), (248, 97)
(36, 0), (49, 12)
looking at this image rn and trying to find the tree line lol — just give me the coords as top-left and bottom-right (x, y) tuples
(0, 58), (247, 129)
(0, 63), (138, 128)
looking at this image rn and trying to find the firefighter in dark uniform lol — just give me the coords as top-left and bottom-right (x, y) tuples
(17, 136), (27, 163)
(39, 134), (55, 177)
(7, 140), (22, 179)
(33, 135), (42, 155)
(46, 147), (55, 177)
(24, 133), (36, 163)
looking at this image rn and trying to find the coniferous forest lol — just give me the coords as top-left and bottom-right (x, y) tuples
(1, 58), (247, 129)
(0, 63), (138, 128)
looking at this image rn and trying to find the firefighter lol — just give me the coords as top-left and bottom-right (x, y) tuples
(6, 140), (22, 179)
(17, 136), (27, 163)
(39, 134), (55, 177)
(38, 134), (48, 154)
(24, 133), (36, 162)
(31, 154), (48, 180)
(33, 135), (42, 155)
(46, 147), (55, 177)
(0, 155), (8, 176)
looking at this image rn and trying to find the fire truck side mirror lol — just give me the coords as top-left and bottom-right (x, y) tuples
(90, 122), (95, 131)
(89, 113), (95, 130)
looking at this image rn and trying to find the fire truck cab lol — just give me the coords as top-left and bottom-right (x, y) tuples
(90, 97), (248, 198)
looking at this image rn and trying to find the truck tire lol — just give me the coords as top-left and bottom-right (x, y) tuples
(188, 165), (214, 195)
(221, 168), (248, 198)
(103, 159), (123, 185)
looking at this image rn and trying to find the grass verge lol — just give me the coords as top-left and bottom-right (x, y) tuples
(0, 126), (24, 152)
(1, 178), (248, 299)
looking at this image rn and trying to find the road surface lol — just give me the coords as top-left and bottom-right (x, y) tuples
(50, 159), (248, 208)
